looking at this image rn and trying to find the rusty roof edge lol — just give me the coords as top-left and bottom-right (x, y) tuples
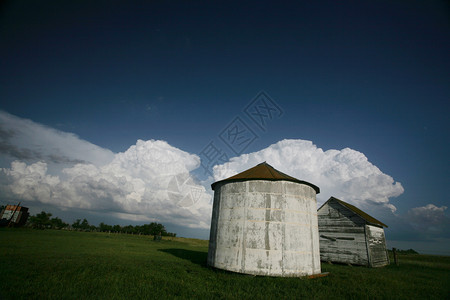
(211, 162), (320, 193)
(211, 177), (320, 193)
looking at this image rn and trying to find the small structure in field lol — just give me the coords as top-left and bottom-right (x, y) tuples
(317, 197), (389, 267)
(0, 205), (30, 227)
(208, 162), (321, 277)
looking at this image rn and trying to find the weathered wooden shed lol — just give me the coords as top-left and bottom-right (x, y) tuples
(317, 197), (389, 267)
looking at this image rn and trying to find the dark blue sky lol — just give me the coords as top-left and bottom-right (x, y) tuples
(1, 1), (449, 251)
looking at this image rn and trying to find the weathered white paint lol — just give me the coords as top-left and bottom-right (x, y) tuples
(366, 225), (389, 267)
(208, 180), (321, 277)
(317, 199), (389, 267)
(318, 201), (369, 265)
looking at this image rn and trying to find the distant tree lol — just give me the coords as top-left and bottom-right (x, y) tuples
(148, 222), (166, 236)
(123, 225), (136, 234)
(29, 211), (52, 229)
(112, 224), (121, 232)
(71, 218), (95, 231)
(50, 217), (68, 229)
(132, 222), (176, 236)
(138, 224), (151, 235)
(72, 219), (82, 230)
(99, 222), (112, 232)
(68, 219), (176, 236)
(398, 249), (419, 255)
(80, 218), (90, 231)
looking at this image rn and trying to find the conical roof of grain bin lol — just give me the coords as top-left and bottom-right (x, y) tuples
(208, 162), (321, 277)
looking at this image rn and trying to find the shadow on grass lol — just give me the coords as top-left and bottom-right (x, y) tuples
(158, 248), (208, 267)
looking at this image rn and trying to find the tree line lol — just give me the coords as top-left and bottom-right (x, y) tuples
(26, 211), (176, 237)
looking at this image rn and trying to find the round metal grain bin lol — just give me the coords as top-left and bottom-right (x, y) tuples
(208, 162), (321, 277)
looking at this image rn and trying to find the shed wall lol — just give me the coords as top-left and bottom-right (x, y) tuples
(208, 180), (321, 277)
(318, 202), (369, 266)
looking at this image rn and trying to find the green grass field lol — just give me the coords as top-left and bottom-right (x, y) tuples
(1, 228), (449, 299)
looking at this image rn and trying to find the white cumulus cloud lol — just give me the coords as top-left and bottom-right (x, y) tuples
(213, 139), (404, 212)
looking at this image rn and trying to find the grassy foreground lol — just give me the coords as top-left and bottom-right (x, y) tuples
(0, 229), (449, 299)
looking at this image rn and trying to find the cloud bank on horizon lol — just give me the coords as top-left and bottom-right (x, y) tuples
(406, 204), (449, 237)
(0, 140), (212, 229)
(0, 111), (114, 167)
(0, 111), (211, 229)
(0, 111), (409, 230)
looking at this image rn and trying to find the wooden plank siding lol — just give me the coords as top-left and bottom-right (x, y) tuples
(319, 233), (369, 266)
(318, 198), (389, 267)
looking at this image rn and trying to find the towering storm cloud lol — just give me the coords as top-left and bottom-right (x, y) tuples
(213, 139), (404, 212)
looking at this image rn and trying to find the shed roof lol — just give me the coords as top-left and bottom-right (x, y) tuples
(319, 196), (388, 228)
(211, 162), (320, 193)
